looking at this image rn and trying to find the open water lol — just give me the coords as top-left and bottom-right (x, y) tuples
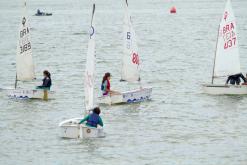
(0, 0), (247, 164)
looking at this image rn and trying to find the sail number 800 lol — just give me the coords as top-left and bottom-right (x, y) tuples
(20, 42), (31, 54)
(132, 53), (139, 65)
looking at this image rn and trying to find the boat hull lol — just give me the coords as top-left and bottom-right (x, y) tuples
(7, 89), (55, 99)
(59, 118), (82, 139)
(80, 125), (105, 138)
(59, 118), (105, 139)
(203, 84), (247, 95)
(35, 13), (52, 16)
(98, 87), (152, 105)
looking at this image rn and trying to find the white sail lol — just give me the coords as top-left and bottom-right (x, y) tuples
(121, 0), (140, 82)
(84, 4), (96, 111)
(213, 0), (240, 78)
(16, 1), (35, 81)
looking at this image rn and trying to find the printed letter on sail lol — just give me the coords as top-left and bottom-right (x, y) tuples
(214, 0), (240, 77)
(121, 3), (140, 82)
(16, 3), (35, 81)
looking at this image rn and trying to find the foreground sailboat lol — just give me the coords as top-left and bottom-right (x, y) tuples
(98, 0), (152, 105)
(59, 4), (105, 139)
(7, 1), (54, 99)
(203, 0), (247, 95)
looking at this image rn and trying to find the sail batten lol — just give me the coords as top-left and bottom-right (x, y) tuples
(84, 4), (96, 111)
(16, 1), (35, 81)
(213, 0), (240, 78)
(121, 0), (140, 82)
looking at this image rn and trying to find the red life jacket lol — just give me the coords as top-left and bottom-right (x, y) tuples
(103, 79), (110, 95)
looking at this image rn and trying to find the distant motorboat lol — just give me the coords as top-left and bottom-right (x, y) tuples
(35, 9), (52, 16)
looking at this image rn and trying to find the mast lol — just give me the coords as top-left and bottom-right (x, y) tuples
(211, 24), (220, 84)
(91, 4), (95, 29)
(84, 3), (96, 115)
(14, 74), (17, 89)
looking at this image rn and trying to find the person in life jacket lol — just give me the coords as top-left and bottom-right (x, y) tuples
(101, 72), (120, 96)
(79, 107), (103, 128)
(36, 70), (52, 90)
(226, 73), (247, 85)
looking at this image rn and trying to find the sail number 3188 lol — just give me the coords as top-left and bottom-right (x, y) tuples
(20, 42), (31, 54)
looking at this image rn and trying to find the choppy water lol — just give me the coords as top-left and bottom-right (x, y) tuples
(1, 0), (247, 164)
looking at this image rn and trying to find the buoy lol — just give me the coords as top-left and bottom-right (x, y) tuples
(170, 6), (176, 14)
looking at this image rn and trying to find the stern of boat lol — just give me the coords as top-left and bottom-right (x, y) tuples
(80, 125), (105, 138)
(122, 87), (152, 103)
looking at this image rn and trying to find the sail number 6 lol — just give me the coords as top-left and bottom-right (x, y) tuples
(132, 53), (139, 65)
(127, 32), (131, 39)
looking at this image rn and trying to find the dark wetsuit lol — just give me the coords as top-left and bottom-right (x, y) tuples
(37, 9), (42, 15)
(226, 73), (247, 85)
(37, 77), (52, 89)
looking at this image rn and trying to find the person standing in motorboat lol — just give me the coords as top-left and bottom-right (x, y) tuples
(101, 72), (120, 96)
(36, 70), (52, 90)
(79, 107), (103, 128)
(37, 9), (42, 15)
(225, 73), (247, 85)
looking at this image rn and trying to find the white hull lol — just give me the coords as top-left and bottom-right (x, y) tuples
(7, 89), (55, 99)
(203, 84), (247, 95)
(59, 118), (105, 139)
(98, 87), (152, 105)
(59, 118), (82, 139)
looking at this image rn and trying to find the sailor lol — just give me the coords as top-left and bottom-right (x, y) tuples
(36, 70), (52, 90)
(243, 74), (247, 85)
(79, 107), (103, 128)
(101, 72), (120, 96)
(226, 73), (247, 85)
(37, 9), (42, 15)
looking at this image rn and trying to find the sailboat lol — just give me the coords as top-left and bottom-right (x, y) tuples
(59, 4), (105, 139)
(98, 0), (152, 105)
(7, 1), (54, 99)
(203, 0), (247, 95)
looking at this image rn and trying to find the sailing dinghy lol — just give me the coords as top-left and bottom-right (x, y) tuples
(203, 0), (247, 95)
(98, 0), (152, 105)
(59, 4), (105, 139)
(7, 1), (54, 99)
